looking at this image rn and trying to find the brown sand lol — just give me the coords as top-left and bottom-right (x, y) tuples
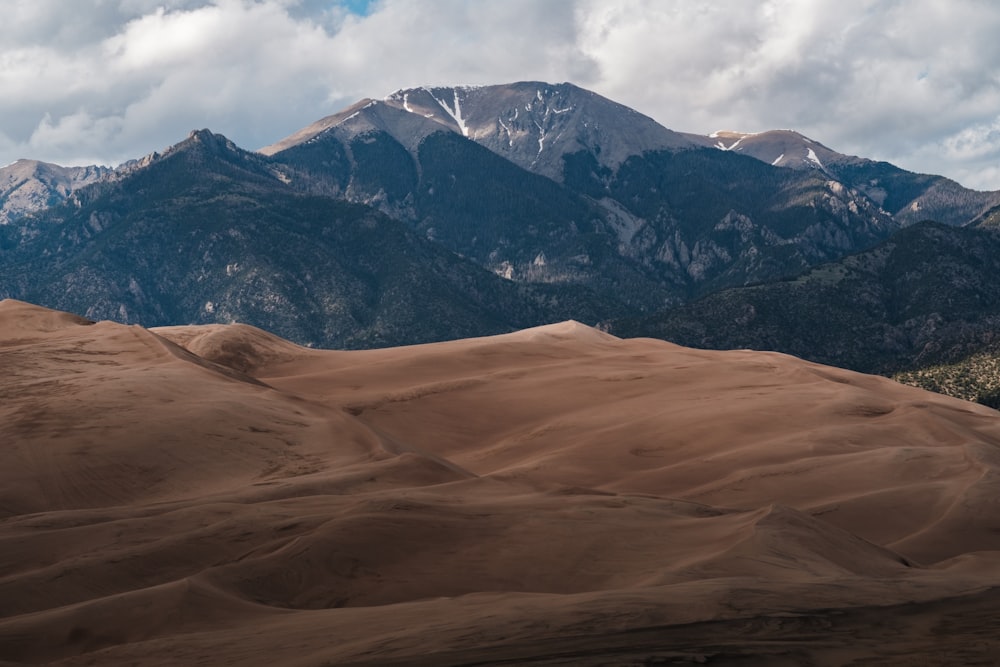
(3, 300), (1000, 665)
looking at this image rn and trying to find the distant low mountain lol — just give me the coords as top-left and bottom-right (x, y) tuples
(0, 160), (111, 227)
(609, 221), (1000, 384)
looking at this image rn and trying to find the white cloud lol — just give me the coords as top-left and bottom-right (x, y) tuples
(0, 0), (999, 190)
(31, 110), (121, 149)
(572, 0), (1000, 190)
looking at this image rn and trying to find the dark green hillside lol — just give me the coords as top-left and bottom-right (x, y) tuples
(349, 131), (419, 201)
(894, 353), (1000, 409)
(610, 222), (1000, 378)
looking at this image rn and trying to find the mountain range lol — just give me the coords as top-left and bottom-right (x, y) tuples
(2, 81), (1000, 394)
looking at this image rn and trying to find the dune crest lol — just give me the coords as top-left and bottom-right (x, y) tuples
(496, 319), (620, 344)
(0, 299), (95, 340)
(4, 304), (1000, 665)
(152, 322), (312, 374)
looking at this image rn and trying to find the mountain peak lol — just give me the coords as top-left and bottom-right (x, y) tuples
(187, 128), (216, 141)
(263, 81), (701, 182)
(400, 81), (700, 178)
(499, 319), (620, 344)
(140, 129), (253, 169)
(180, 128), (238, 152)
(258, 99), (382, 156)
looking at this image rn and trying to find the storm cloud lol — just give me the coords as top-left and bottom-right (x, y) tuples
(2, 0), (999, 190)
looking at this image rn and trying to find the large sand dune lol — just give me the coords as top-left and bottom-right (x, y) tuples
(3, 300), (1000, 665)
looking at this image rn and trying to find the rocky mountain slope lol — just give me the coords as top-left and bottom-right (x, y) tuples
(262, 82), (701, 184)
(264, 82), (1000, 233)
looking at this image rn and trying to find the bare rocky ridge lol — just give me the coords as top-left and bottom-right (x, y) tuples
(388, 82), (702, 182)
(3, 300), (1000, 664)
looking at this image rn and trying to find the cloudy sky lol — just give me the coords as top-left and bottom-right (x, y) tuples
(3, 0), (999, 190)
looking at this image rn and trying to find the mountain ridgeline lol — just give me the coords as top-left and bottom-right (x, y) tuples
(2, 81), (1000, 378)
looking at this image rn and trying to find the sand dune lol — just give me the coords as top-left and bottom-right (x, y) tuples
(3, 300), (1000, 665)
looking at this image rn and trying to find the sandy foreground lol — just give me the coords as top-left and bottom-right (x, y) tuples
(2, 298), (1000, 665)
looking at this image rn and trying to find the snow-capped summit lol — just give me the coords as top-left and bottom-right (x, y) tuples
(262, 82), (702, 182)
(387, 82), (703, 180)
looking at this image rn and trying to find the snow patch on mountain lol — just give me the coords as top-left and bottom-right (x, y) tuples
(429, 89), (469, 137)
(710, 131), (760, 152)
(498, 116), (513, 146)
(806, 148), (824, 169)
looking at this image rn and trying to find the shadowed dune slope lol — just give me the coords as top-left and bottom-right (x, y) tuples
(3, 300), (1000, 665)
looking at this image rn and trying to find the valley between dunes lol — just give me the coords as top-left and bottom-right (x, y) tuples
(3, 298), (1000, 665)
